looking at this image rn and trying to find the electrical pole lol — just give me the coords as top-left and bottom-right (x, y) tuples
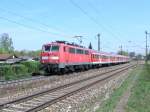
(145, 31), (148, 63)
(97, 33), (100, 51)
(73, 35), (83, 45)
(128, 41), (131, 56)
(120, 45), (123, 55)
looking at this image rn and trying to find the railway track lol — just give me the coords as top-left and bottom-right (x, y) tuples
(0, 63), (130, 87)
(0, 76), (47, 86)
(0, 65), (117, 87)
(0, 63), (130, 102)
(0, 64), (136, 112)
(0, 64), (130, 94)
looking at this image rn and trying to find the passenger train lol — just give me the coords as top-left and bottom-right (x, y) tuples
(40, 41), (129, 73)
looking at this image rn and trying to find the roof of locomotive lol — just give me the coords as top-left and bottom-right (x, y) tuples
(43, 41), (129, 58)
(44, 41), (89, 50)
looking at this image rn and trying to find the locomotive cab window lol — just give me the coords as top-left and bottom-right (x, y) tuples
(43, 45), (51, 52)
(42, 45), (59, 52)
(51, 45), (59, 51)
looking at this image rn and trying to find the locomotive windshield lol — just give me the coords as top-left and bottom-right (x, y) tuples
(51, 45), (59, 51)
(43, 45), (59, 52)
(43, 45), (51, 52)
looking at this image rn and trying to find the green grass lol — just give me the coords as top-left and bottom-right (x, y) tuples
(96, 66), (141, 112)
(126, 64), (150, 112)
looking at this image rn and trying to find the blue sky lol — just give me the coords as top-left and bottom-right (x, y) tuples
(0, 0), (149, 54)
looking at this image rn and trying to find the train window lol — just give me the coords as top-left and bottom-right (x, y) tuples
(93, 54), (95, 58)
(76, 49), (83, 54)
(92, 54), (99, 58)
(102, 55), (107, 59)
(51, 45), (59, 51)
(76, 49), (80, 54)
(97, 55), (99, 59)
(69, 48), (75, 53)
(81, 50), (83, 54)
(92, 54), (94, 58)
(43, 45), (51, 52)
(85, 50), (89, 55)
(93, 54), (97, 59)
(99, 55), (101, 58)
(102, 55), (104, 59)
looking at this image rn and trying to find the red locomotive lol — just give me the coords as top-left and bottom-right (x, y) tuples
(40, 41), (129, 73)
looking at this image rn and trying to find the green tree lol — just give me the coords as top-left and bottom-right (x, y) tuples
(88, 42), (92, 49)
(118, 50), (128, 56)
(129, 52), (135, 58)
(0, 48), (7, 53)
(14, 50), (41, 57)
(0, 33), (14, 53)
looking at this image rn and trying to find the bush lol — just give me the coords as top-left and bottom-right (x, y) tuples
(21, 61), (40, 73)
(0, 61), (40, 80)
(0, 65), (29, 80)
(12, 64), (28, 75)
(0, 65), (13, 79)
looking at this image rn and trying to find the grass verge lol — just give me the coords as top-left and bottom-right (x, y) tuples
(96, 65), (141, 112)
(126, 64), (150, 112)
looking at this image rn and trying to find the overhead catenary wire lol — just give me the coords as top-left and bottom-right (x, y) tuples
(11, 0), (27, 8)
(0, 7), (72, 38)
(127, 40), (145, 50)
(0, 16), (71, 38)
(0, 0), (65, 33)
(69, 0), (146, 54)
(86, 0), (146, 54)
(1, 0), (121, 44)
(0, 8), (68, 37)
(69, 0), (123, 43)
(9, 0), (76, 36)
(0, 0), (144, 53)
(86, 0), (124, 42)
(0, 5), (89, 46)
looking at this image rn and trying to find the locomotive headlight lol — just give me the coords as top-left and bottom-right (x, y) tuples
(50, 56), (59, 60)
(42, 56), (48, 60)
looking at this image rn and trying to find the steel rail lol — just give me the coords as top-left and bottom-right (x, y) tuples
(0, 64), (136, 112)
(26, 65), (135, 112)
(0, 64), (130, 108)
(0, 76), (46, 86)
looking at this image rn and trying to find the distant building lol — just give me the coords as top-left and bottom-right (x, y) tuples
(0, 54), (39, 64)
(0, 54), (17, 61)
(19, 56), (39, 61)
(0, 54), (21, 64)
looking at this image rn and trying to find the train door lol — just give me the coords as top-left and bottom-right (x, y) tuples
(91, 54), (95, 63)
(63, 46), (69, 64)
(68, 47), (76, 63)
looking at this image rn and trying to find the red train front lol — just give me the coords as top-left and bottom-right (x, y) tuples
(40, 41), (91, 73)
